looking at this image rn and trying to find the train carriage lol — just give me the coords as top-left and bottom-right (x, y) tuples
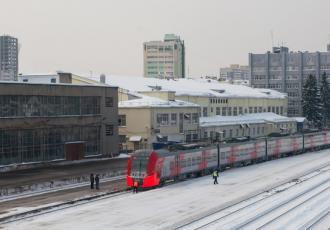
(127, 131), (330, 189)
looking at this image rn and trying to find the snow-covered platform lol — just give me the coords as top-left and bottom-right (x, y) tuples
(5, 150), (330, 230)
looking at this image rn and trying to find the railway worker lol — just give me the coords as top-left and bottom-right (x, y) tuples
(95, 174), (100, 190)
(90, 173), (95, 189)
(213, 170), (219, 185)
(133, 180), (139, 193)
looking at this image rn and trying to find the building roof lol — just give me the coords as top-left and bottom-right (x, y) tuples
(200, 113), (296, 127)
(104, 75), (287, 99)
(119, 94), (200, 108)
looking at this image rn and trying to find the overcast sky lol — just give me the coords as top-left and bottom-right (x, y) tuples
(1, 0), (329, 77)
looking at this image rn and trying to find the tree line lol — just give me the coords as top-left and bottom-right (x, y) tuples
(302, 72), (330, 129)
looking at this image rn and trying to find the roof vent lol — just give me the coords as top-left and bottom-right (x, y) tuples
(148, 85), (162, 91)
(211, 89), (226, 93)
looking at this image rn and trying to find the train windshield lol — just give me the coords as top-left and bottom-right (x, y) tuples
(130, 150), (150, 178)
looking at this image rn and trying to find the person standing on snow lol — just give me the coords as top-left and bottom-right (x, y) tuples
(95, 174), (100, 190)
(213, 170), (219, 184)
(133, 180), (139, 193)
(90, 173), (95, 189)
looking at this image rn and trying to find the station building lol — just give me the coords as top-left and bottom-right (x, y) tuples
(200, 113), (297, 141)
(118, 91), (200, 151)
(0, 82), (119, 166)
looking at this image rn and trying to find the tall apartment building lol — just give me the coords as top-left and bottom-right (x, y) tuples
(219, 64), (249, 82)
(249, 45), (330, 117)
(144, 34), (185, 79)
(0, 35), (18, 81)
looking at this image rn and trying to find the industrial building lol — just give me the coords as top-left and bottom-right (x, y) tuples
(0, 82), (119, 166)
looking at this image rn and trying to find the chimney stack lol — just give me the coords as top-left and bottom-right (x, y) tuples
(100, 74), (106, 84)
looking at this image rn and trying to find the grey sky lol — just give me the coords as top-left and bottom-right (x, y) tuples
(1, 0), (329, 77)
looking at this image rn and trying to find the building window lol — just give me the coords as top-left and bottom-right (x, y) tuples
(171, 113), (177, 125)
(211, 107), (214, 113)
(118, 115), (126, 126)
(23, 79), (28, 82)
(249, 107), (253, 113)
(254, 107), (258, 113)
(228, 107), (232, 116)
(239, 107), (243, 115)
(105, 125), (114, 136)
(222, 107), (227, 116)
(258, 107), (262, 113)
(216, 107), (220, 115)
(203, 107), (208, 117)
(192, 113), (199, 124)
(105, 97), (113, 107)
(51, 78), (56, 83)
(233, 107), (237, 116)
(157, 113), (169, 126)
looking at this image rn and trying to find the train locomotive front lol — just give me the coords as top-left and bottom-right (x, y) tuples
(126, 150), (161, 188)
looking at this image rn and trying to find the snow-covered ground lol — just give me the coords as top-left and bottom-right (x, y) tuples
(4, 150), (330, 230)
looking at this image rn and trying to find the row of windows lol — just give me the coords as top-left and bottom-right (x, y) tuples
(286, 83), (299, 89)
(207, 126), (265, 139)
(0, 126), (101, 165)
(0, 95), (108, 118)
(203, 106), (284, 116)
(209, 98), (228, 104)
(156, 113), (199, 126)
(147, 61), (174, 64)
(288, 92), (299, 97)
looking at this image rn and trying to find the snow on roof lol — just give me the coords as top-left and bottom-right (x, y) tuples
(200, 113), (296, 127)
(119, 94), (200, 108)
(103, 75), (287, 99)
(292, 117), (307, 122)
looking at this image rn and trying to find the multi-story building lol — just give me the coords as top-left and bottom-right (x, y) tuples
(0, 35), (18, 81)
(0, 82), (119, 166)
(118, 92), (200, 151)
(144, 34), (185, 79)
(108, 75), (288, 118)
(219, 64), (249, 82)
(249, 45), (330, 117)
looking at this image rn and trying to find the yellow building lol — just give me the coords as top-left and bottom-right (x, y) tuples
(107, 76), (288, 117)
(118, 93), (200, 151)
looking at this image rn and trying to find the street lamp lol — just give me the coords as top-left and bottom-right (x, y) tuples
(215, 131), (224, 170)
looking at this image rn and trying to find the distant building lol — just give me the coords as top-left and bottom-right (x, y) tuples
(0, 35), (18, 81)
(219, 64), (249, 82)
(144, 34), (185, 79)
(249, 45), (330, 117)
(0, 82), (119, 166)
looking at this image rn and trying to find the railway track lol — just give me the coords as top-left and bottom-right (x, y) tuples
(175, 164), (330, 230)
(0, 188), (131, 225)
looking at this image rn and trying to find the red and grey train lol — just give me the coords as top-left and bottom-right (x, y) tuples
(126, 131), (330, 188)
